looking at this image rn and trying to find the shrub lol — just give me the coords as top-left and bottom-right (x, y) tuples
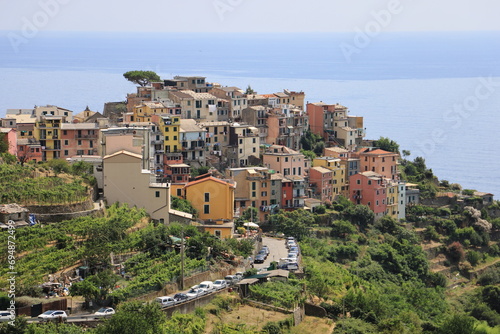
(478, 267), (500, 286)
(447, 242), (465, 263)
(466, 250), (482, 266)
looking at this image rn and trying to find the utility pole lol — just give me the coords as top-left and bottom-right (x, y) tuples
(180, 228), (184, 290)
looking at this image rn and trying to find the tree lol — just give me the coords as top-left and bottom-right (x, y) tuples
(245, 85), (255, 95)
(0, 133), (8, 154)
(402, 149), (411, 158)
(94, 301), (166, 334)
(342, 205), (374, 230)
(47, 159), (70, 176)
(373, 136), (400, 153)
(123, 70), (161, 87)
(438, 314), (478, 334)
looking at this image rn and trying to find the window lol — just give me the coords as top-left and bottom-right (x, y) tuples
(252, 192), (256, 197)
(368, 180), (371, 185)
(214, 230), (221, 238)
(252, 182), (256, 190)
(253, 147), (256, 153)
(204, 205), (210, 214)
(89, 141), (93, 148)
(357, 179), (361, 185)
(62, 130), (67, 135)
(177, 189), (182, 196)
(64, 150), (68, 156)
(261, 191), (267, 196)
(77, 150), (84, 155)
(252, 138), (256, 143)
(382, 167), (385, 172)
(77, 140), (82, 145)
(204, 193), (210, 202)
(88, 150), (93, 155)
(155, 191), (160, 198)
(285, 157), (289, 162)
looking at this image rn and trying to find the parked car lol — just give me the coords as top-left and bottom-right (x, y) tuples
(289, 246), (299, 254)
(155, 296), (176, 307)
(213, 279), (227, 290)
(38, 310), (68, 320)
(93, 307), (115, 319)
(254, 254), (266, 263)
(224, 275), (238, 285)
(258, 249), (268, 259)
(198, 281), (215, 293)
(186, 287), (205, 299)
(288, 252), (298, 260)
(235, 272), (244, 280)
(173, 293), (189, 302)
(262, 245), (270, 254)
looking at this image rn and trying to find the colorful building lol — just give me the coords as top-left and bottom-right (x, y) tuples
(183, 175), (235, 238)
(349, 171), (387, 220)
(262, 145), (308, 177)
(309, 166), (333, 202)
(357, 148), (400, 180)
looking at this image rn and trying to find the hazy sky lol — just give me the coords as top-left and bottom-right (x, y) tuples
(1, 0), (499, 33)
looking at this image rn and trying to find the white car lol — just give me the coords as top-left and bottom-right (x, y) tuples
(94, 307), (115, 317)
(198, 281), (215, 293)
(155, 296), (176, 308)
(38, 310), (68, 320)
(213, 279), (227, 290)
(186, 288), (205, 299)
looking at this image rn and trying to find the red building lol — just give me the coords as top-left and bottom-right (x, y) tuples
(349, 171), (387, 219)
(309, 166), (333, 202)
(60, 123), (99, 158)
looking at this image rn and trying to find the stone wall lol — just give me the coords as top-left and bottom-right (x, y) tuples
(304, 302), (327, 317)
(34, 207), (104, 223)
(26, 198), (94, 214)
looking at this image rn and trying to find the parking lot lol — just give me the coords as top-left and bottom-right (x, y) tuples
(254, 236), (290, 270)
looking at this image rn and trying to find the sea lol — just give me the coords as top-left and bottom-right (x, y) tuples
(0, 31), (499, 197)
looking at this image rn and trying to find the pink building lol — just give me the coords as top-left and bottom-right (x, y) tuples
(349, 171), (387, 219)
(309, 166), (333, 202)
(60, 123), (99, 158)
(356, 148), (399, 180)
(0, 128), (18, 156)
(262, 145), (308, 177)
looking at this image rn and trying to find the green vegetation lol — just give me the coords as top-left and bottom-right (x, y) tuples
(171, 195), (198, 216)
(373, 136), (400, 153)
(0, 203), (146, 293)
(123, 70), (161, 87)
(300, 130), (324, 156)
(400, 156), (439, 198)
(0, 162), (94, 205)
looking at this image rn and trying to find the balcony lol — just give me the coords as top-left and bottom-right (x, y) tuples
(75, 134), (98, 139)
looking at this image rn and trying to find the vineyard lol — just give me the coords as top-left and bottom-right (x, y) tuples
(0, 204), (147, 292)
(0, 163), (90, 205)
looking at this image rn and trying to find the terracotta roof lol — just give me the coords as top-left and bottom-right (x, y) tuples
(361, 148), (398, 156)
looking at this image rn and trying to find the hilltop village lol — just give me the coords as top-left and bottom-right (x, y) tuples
(1, 74), (442, 231)
(2, 74), (500, 333)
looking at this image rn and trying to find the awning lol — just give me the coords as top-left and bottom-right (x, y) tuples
(243, 222), (259, 228)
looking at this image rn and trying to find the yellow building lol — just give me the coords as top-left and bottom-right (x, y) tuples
(183, 176), (236, 238)
(132, 101), (169, 122)
(36, 116), (63, 160)
(313, 157), (345, 200)
(386, 180), (399, 219)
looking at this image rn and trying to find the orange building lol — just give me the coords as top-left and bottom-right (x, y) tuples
(356, 148), (399, 180)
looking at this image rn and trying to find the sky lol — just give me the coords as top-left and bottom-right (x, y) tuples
(0, 0), (499, 33)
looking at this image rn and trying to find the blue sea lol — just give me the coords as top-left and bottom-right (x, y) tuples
(0, 31), (499, 197)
